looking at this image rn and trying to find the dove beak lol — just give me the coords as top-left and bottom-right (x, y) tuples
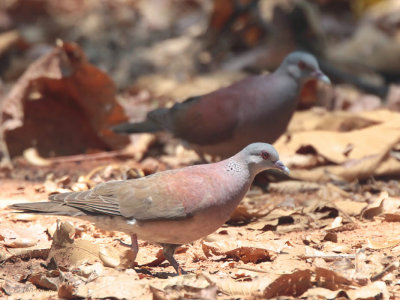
(274, 160), (290, 175)
(313, 71), (331, 84)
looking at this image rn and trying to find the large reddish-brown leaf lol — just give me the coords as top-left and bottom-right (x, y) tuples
(1, 41), (129, 158)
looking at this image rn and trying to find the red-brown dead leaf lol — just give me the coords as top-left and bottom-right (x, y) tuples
(361, 199), (384, 220)
(383, 213), (400, 222)
(202, 240), (277, 263)
(28, 270), (62, 291)
(263, 269), (313, 298)
(314, 267), (355, 290)
(1, 41), (129, 158)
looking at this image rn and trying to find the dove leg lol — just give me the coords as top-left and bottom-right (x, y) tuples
(117, 234), (139, 262)
(162, 243), (187, 275)
(131, 234), (139, 261)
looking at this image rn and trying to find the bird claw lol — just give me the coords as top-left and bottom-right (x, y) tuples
(177, 267), (188, 275)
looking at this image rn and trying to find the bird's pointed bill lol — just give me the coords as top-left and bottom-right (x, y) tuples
(274, 160), (290, 174)
(312, 71), (331, 84)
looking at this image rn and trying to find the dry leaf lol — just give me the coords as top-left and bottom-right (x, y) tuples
(1, 41), (129, 158)
(367, 238), (400, 250)
(151, 273), (216, 299)
(202, 240), (277, 263)
(383, 213), (400, 222)
(314, 267), (355, 290)
(99, 246), (121, 268)
(28, 271), (61, 291)
(334, 200), (368, 216)
(63, 269), (145, 299)
(347, 281), (389, 300)
(301, 287), (347, 299)
(361, 199), (385, 219)
(263, 269), (313, 298)
(210, 275), (273, 297)
(1, 280), (36, 296)
(275, 109), (400, 181)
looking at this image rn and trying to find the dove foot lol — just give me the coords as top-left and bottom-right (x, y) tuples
(117, 234), (139, 262)
(162, 243), (187, 275)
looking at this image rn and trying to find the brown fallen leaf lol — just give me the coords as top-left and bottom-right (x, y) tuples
(361, 198), (385, 220)
(346, 281), (389, 300)
(4, 237), (37, 248)
(202, 240), (277, 263)
(151, 273), (216, 300)
(208, 274), (273, 297)
(64, 269), (145, 299)
(334, 199), (368, 217)
(1, 41), (129, 158)
(383, 213), (400, 222)
(275, 109), (400, 181)
(326, 222), (360, 233)
(323, 232), (338, 243)
(1, 280), (36, 296)
(99, 246), (121, 268)
(314, 267), (355, 290)
(47, 222), (101, 269)
(74, 262), (104, 279)
(263, 269), (313, 298)
(28, 270), (62, 291)
(367, 238), (400, 250)
(300, 287), (348, 299)
(47, 221), (135, 270)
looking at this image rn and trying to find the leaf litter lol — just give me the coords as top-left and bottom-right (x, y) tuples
(2, 160), (400, 299)
(2, 1), (400, 299)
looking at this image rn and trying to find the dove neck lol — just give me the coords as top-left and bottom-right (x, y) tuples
(274, 67), (302, 92)
(222, 152), (263, 182)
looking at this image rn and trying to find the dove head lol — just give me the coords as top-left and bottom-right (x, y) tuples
(278, 51), (330, 85)
(240, 143), (289, 175)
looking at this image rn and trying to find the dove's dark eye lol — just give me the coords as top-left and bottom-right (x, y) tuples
(298, 61), (306, 69)
(261, 151), (270, 160)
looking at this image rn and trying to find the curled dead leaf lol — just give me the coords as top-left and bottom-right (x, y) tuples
(5, 238), (37, 248)
(323, 232), (338, 243)
(28, 271), (62, 291)
(367, 238), (400, 250)
(263, 269), (313, 298)
(99, 246), (121, 268)
(23, 148), (51, 166)
(361, 199), (385, 220)
(2, 42), (129, 158)
(75, 262), (104, 278)
(48, 221), (100, 269)
(314, 267), (355, 290)
(346, 281), (389, 300)
(383, 213), (400, 222)
(202, 240), (277, 263)
(275, 109), (400, 181)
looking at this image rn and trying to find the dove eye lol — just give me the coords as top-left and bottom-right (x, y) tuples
(261, 151), (270, 160)
(298, 61), (314, 71)
(298, 61), (307, 70)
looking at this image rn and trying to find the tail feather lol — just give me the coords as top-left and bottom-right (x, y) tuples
(9, 202), (84, 216)
(49, 191), (89, 202)
(111, 120), (163, 134)
(112, 107), (172, 134)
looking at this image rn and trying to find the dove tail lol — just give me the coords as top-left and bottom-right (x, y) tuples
(8, 202), (84, 216)
(111, 120), (163, 134)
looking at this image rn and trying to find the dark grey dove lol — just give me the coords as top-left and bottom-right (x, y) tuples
(113, 51), (330, 158)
